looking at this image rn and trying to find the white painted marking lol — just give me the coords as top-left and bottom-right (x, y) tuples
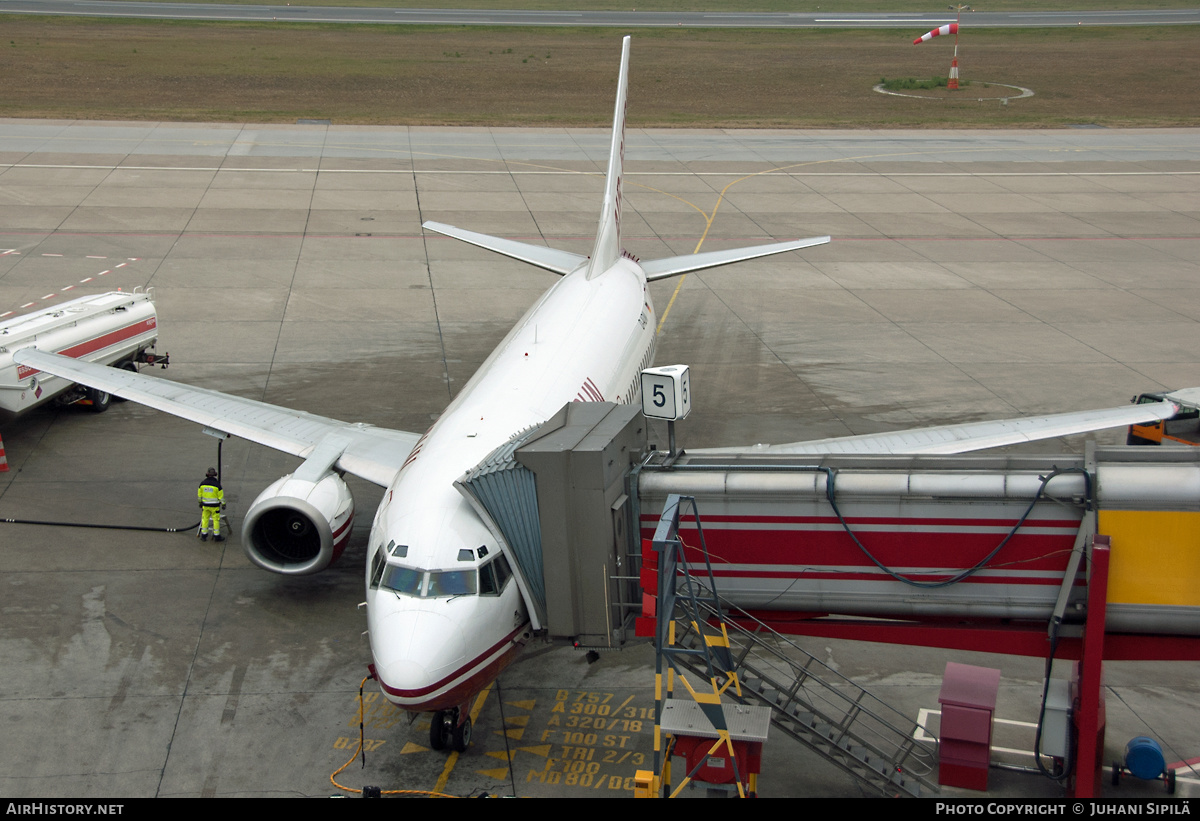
(0, 163), (1196, 178)
(19, 303), (34, 308)
(41, 253), (63, 257)
(40, 294), (56, 300)
(80, 277), (93, 283)
(918, 708), (1069, 758)
(817, 18), (954, 23)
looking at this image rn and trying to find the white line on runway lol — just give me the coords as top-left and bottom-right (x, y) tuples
(0, 163), (1197, 177)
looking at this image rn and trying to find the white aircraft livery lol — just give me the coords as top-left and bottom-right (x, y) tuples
(14, 37), (1181, 751)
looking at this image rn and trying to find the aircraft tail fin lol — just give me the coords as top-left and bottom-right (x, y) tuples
(586, 35), (631, 280)
(424, 37), (827, 283)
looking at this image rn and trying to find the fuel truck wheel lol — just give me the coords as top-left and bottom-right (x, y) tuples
(87, 387), (111, 413)
(113, 360), (137, 402)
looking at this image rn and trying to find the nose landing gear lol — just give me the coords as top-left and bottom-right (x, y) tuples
(429, 706), (472, 753)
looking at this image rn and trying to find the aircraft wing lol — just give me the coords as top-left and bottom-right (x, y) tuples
(13, 349), (421, 487)
(689, 399), (1181, 457)
(422, 221), (586, 276)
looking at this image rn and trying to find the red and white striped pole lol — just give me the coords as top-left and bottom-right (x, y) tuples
(913, 18), (961, 90)
(949, 7), (961, 90)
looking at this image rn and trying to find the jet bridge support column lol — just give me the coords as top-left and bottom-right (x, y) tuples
(1072, 536), (1111, 799)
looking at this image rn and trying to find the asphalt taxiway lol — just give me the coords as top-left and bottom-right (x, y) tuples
(4, 2), (1199, 29)
(7, 1), (1200, 28)
(0, 123), (1198, 798)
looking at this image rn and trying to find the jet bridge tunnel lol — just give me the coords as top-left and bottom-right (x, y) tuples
(454, 401), (1200, 799)
(455, 401), (1200, 657)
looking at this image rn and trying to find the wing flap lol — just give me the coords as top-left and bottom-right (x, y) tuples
(691, 400), (1181, 457)
(14, 349), (420, 487)
(422, 221), (586, 276)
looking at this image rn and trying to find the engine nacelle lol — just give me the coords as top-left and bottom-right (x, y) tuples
(241, 472), (355, 575)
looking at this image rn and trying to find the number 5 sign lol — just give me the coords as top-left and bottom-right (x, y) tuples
(640, 365), (691, 421)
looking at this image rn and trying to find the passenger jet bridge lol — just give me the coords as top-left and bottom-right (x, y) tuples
(454, 401), (1200, 797)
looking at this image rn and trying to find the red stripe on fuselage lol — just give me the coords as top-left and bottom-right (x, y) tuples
(376, 622), (528, 712)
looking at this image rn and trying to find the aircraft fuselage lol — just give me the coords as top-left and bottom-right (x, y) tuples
(366, 257), (656, 711)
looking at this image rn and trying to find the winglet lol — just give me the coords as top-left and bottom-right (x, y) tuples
(587, 35), (631, 280)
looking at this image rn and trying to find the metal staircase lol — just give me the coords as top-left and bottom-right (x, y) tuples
(648, 494), (939, 798)
(672, 605), (939, 797)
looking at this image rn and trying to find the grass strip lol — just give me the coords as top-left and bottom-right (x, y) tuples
(0, 19), (1196, 127)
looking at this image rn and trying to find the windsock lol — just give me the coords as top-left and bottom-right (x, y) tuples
(913, 23), (957, 45)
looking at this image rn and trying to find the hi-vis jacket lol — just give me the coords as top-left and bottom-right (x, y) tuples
(198, 477), (224, 508)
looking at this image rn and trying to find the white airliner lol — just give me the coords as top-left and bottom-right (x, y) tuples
(13, 37), (1180, 752)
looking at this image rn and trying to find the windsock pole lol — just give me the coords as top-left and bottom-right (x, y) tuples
(913, 13), (963, 91)
(948, 7), (961, 90)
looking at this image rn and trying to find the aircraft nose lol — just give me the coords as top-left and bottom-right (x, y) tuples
(371, 608), (467, 695)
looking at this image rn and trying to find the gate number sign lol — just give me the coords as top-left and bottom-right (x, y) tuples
(640, 365), (691, 421)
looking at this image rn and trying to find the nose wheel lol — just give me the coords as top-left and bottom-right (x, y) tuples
(429, 708), (472, 753)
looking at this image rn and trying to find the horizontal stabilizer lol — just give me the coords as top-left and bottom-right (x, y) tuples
(691, 399), (1181, 457)
(13, 349), (421, 487)
(642, 236), (831, 282)
(422, 221), (586, 276)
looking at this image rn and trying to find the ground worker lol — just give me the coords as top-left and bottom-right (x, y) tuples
(198, 467), (225, 542)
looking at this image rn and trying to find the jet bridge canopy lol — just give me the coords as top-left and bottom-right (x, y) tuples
(455, 402), (646, 645)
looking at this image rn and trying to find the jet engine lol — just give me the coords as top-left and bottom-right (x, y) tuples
(241, 472), (355, 575)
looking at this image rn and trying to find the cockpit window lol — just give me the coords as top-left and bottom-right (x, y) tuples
(370, 547), (387, 588)
(380, 564), (423, 597)
(427, 569), (477, 598)
(377, 563), (478, 598)
(479, 555), (513, 596)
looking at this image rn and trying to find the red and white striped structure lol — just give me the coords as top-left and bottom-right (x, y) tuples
(0, 434), (8, 472)
(913, 22), (958, 45)
(913, 20), (962, 90)
(638, 452), (1200, 641)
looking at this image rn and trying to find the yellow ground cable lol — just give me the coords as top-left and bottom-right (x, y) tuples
(329, 677), (458, 798)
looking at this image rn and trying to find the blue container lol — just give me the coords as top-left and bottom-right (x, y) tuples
(1125, 736), (1166, 780)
